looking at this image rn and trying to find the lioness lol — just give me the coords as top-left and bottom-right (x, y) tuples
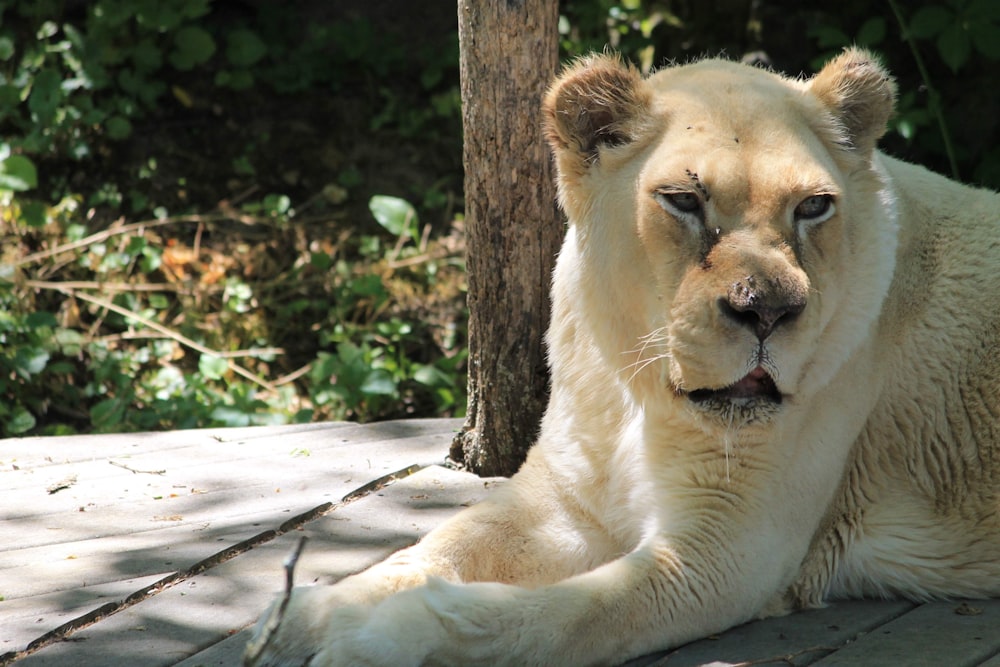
(247, 48), (1000, 666)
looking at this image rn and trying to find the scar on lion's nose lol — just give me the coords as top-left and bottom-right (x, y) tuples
(719, 276), (806, 341)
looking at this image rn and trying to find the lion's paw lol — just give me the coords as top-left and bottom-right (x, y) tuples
(246, 578), (530, 667)
(351, 578), (528, 666)
(244, 585), (374, 667)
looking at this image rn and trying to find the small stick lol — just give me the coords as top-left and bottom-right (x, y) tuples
(46, 475), (77, 494)
(243, 537), (309, 666)
(109, 460), (166, 476)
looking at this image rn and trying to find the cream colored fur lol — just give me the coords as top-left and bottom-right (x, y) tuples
(246, 49), (1000, 666)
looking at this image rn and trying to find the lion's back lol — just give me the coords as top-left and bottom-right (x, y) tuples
(829, 154), (1000, 600)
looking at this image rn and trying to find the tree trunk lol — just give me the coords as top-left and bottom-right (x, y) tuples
(451, 0), (562, 477)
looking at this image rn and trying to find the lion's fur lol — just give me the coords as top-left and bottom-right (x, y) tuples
(247, 49), (1000, 667)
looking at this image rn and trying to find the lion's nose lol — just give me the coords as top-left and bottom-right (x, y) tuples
(720, 275), (806, 341)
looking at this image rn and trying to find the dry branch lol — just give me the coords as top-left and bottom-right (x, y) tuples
(39, 285), (278, 393)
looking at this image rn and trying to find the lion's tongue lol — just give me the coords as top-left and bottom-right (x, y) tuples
(728, 367), (774, 398)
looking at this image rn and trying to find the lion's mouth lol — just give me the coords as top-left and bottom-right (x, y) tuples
(687, 366), (782, 405)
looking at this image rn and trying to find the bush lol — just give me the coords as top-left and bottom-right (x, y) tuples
(0, 0), (466, 435)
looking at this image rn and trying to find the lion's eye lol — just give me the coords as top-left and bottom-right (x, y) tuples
(654, 190), (703, 221)
(795, 194), (835, 223)
(664, 192), (700, 212)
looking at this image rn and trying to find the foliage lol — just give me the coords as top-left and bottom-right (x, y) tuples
(0, 0), (465, 435)
(0, 195), (466, 435)
(0, 0), (996, 437)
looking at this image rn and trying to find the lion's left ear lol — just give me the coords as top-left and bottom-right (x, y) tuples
(808, 48), (897, 155)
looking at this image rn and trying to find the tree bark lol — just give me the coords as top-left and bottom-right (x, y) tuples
(451, 0), (562, 477)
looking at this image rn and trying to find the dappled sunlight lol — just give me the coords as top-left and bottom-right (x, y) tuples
(0, 420), (482, 663)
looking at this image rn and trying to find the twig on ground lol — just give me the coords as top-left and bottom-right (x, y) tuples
(46, 475), (77, 494)
(243, 536), (309, 667)
(109, 460), (166, 476)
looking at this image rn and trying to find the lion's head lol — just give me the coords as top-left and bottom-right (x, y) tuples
(543, 49), (899, 431)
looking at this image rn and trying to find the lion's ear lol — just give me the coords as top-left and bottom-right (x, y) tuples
(543, 54), (651, 168)
(808, 47), (897, 155)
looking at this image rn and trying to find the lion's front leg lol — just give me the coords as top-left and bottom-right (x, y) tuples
(246, 525), (799, 667)
(244, 464), (621, 667)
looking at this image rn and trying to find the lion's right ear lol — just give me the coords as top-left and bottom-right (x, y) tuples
(542, 55), (651, 170)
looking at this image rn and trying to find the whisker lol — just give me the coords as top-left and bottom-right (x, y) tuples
(624, 351), (672, 385)
(625, 359), (660, 386)
(621, 326), (672, 386)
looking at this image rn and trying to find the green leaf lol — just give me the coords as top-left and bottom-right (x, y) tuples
(226, 28), (267, 67)
(19, 200), (47, 226)
(136, 5), (182, 31)
(971, 22), (1000, 59)
(131, 38), (163, 72)
(91, 398), (124, 429)
(140, 247), (162, 273)
(105, 116), (133, 140)
(181, 0), (212, 20)
(199, 353), (229, 380)
(216, 69), (254, 90)
(908, 6), (953, 39)
(210, 406), (251, 427)
(937, 22), (972, 72)
(349, 273), (387, 299)
(0, 84), (20, 111)
(310, 251), (332, 271)
(26, 311), (57, 328)
(0, 37), (14, 61)
(148, 293), (169, 310)
(14, 347), (49, 377)
(413, 364), (452, 387)
(28, 68), (63, 123)
(170, 26), (216, 70)
(7, 407), (36, 435)
(263, 193), (291, 215)
(369, 195), (418, 237)
(360, 368), (397, 396)
(309, 351), (338, 383)
(54, 328), (84, 355)
(336, 341), (365, 368)
(0, 154), (38, 192)
(46, 360), (75, 374)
